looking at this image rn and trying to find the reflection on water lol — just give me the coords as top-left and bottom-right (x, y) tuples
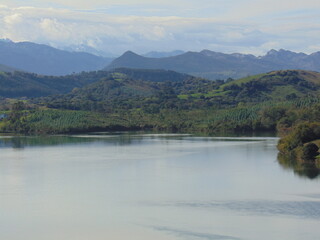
(278, 153), (320, 179)
(0, 133), (277, 149)
(152, 226), (242, 240)
(0, 133), (320, 240)
(0, 133), (143, 149)
(150, 199), (320, 219)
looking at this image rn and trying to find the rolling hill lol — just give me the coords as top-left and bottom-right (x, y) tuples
(105, 49), (320, 80)
(0, 71), (114, 98)
(38, 70), (320, 112)
(109, 68), (192, 82)
(175, 70), (320, 104)
(217, 70), (320, 101)
(0, 68), (193, 98)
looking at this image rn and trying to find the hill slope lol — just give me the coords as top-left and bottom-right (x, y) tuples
(0, 71), (112, 98)
(39, 70), (320, 113)
(106, 49), (320, 80)
(216, 70), (320, 102)
(2, 70), (320, 135)
(109, 68), (192, 82)
(0, 68), (193, 98)
(0, 64), (19, 73)
(0, 40), (113, 76)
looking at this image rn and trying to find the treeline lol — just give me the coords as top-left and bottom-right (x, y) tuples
(1, 97), (319, 135)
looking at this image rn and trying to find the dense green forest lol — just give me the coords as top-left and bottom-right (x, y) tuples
(0, 69), (319, 136)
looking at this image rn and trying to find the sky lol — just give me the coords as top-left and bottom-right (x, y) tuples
(0, 0), (319, 56)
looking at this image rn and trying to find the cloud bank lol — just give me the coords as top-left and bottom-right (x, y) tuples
(0, 1), (319, 56)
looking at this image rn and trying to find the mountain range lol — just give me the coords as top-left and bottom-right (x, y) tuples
(0, 40), (113, 76)
(106, 49), (320, 80)
(1, 39), (320, 80)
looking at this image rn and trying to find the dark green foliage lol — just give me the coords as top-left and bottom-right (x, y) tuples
(0, 71), (112, 98)
(110, 68), (191, 82)
(301, 143), (319, 161)
(278, 122), (320, 161)
(36, 74), (222, 112)
(277, 121), (320, 178)
(1, 101), (29, 133)
(260, 107), (286, 129)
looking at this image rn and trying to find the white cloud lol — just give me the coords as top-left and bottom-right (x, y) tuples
(0, 2), (319, 55)
(4, 13), (22, 25)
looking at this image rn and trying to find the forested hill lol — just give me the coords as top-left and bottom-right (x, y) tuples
(109, 68), (191, 82)
(105, 49), (320, 80)
(2, 69), (320, 135)
(0, 71), (110, 98)
(0, 69), (194, 98)
(38, 70), (320, 112)
(211, 70), (320, 103)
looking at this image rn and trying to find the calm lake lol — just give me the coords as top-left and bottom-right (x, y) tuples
(0, 133), (319, 240)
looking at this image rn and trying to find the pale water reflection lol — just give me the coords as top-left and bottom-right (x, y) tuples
(0, 133), (319, 240)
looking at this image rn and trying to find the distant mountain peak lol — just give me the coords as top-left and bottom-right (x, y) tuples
(106, 48), (320, 80)
(200, 49), (221, 56)
(266, 49), (307, 57)
(231, 53), (256, 59)
(266, 49), (278, 55)
(123, 50), (139, 56)
(0, 38), (13, 43)
(143, 50), (185, 58)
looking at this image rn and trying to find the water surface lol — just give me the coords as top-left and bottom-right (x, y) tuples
(0, 133), (319, 240)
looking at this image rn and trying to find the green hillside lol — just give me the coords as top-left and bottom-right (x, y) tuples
(183, 70), (320, 104)
(1, 69), (320, 135)
(0, 68), (194, 98)
(36, 69), (320, 112)
(37, 73), (220, 111)
(109, 68), (192, 82)
(0, 71), (111, 98)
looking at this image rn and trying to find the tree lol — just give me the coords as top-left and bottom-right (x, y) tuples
(9, 101), (26, 121)
(301, 143), (319, 161)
